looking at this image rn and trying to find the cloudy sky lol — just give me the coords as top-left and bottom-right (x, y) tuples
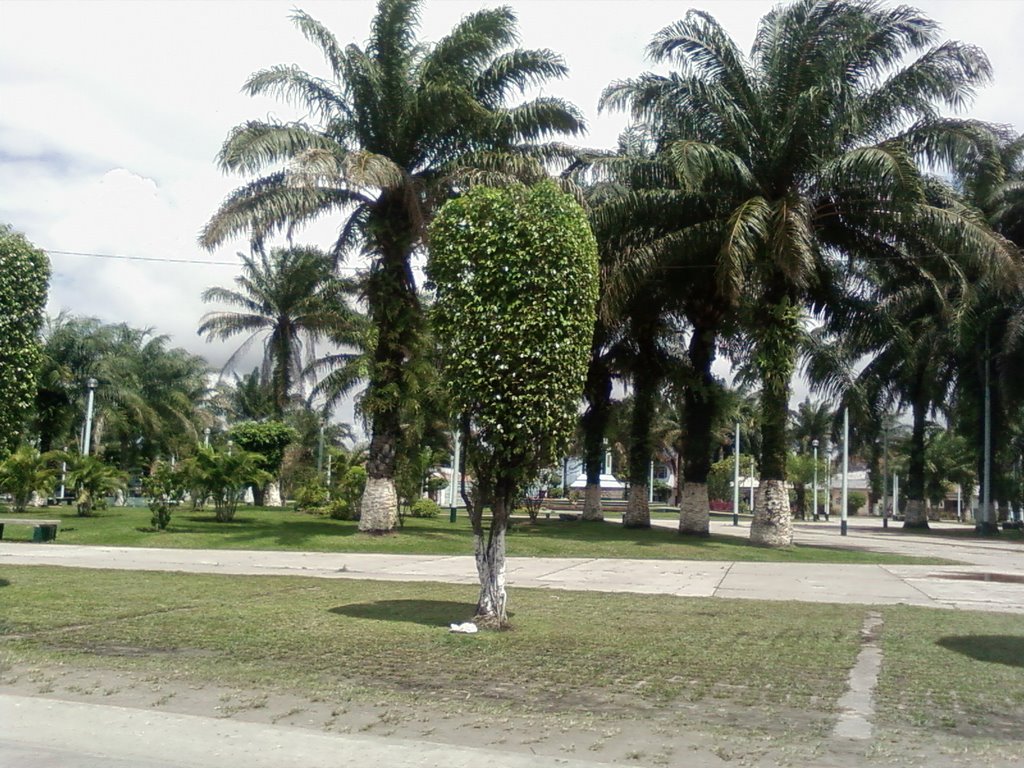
(2, 0), (1023, 423)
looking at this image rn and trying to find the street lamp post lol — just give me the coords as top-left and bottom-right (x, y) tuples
(882, 423), (889, 529)
(733, 422), (740, 526)
(81, 378), (98, 456)
(317, 422), (325, 475)
(749, 456), (755, 514)
(203, 427), (211, 448)
(449, 426), (461, 523)
(841, 407), (849, 536)
(812, 439), (819, 522)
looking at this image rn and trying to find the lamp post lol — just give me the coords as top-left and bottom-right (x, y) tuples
(317, 422), (325, 475)
(82, 378), (98, 456)
(732, 422), (740, 526)
(749, 456), (755, 513)
(812, 439), (819, 522)
(882, 423), (889, 529)
(840, 407), (849, 536)
(449, 426), (461, 523)
(203, 427), (211, 448)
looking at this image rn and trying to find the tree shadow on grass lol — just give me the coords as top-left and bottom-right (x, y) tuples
(938, 635), (1024, 668)
(330, 599), (479, 627)
(0, 579), (9, 588)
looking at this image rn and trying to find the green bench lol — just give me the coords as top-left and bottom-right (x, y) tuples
(0, 517), (61, 542)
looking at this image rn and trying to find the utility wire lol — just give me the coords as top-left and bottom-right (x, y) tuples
(45, 248), (366, 271)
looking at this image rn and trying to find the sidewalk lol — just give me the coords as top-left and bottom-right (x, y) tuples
(2, 518), (1022, 613)
(0, 694), (620, 768)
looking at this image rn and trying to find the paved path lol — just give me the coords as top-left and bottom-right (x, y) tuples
(0, 694), (614, 768)
(2, 518), (1022, 613)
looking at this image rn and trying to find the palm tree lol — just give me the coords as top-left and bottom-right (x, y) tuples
(0, 446), (57, 512)
(604, 0), (1011, 545)
(199, 246), (356, 416)
(200, 1), (584, 533)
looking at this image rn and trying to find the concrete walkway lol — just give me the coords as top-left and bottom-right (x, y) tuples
(0, 693), (618, 768)
(2, 518), (1022, 613)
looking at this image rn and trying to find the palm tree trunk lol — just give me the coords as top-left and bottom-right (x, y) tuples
(904, 398), (929, 530)
(359, 227), (421, 534)
(679, 325), (716, 536)
(750, 295), (797, 547)
(581, 335), (612, 521)
(624, 354), (657, 530)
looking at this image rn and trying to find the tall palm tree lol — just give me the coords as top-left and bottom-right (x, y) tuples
(199, 246), (356, 416)
(200, 1), (584, 533)
(604, 0), (1011, 545)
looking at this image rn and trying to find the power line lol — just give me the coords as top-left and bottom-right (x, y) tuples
(44, 248), (366, 271)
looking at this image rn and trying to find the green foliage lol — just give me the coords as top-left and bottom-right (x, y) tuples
(708, 453), (757, 502)
(0, 445), (57, 512)
(429, 181), (599, 515)
(142, 460), (188, 531)
(0, 226), (50, 457)
(293, 480), (328, 512)
(65, 455), (128, 517)
(408, 498), (442, 518)
(189, 446), (271, 522)
(228, 420), (297, 476)
(328, 466), (368, 520)
(846, 491), (867, 516)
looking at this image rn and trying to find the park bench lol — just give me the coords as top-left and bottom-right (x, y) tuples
(0, 517), (61, 542)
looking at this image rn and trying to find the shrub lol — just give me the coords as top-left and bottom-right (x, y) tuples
(847, 491), (867, 516)
(327, 498), (356, 520)
(294, 480), (328, 512)
(142, 459), (187, 531)
(409, 498), (441, 518)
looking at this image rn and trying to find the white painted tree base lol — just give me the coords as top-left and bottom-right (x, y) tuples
(622, 484), (650, 528)
(264, 481), (283, 507)
(359, 476), (398, 533)
(749, 478), (793, 546)
(678, 482), (710, 536)
(474, 529), (507, 627)
(582, 483), (603, 521)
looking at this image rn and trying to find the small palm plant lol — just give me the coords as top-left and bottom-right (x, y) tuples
(0, 446), (57, 513)
(64, 455), (128, 517)
(190, 447), (271, 522)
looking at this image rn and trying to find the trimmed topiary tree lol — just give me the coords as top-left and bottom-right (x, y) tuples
(428, 181), (598, 628)
(0, 225), (50, 458)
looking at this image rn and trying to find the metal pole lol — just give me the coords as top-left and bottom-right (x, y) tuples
(825, 454), (831, 521)
(749, 456), (755, 513)
(893, 473), (899, 519)
(326, 453), (333, 501)
(82, 378), (98, 456)
(956, 484), (962, 523)
(882, 424), (889, 529)
(58, 447), (67, 502)
(449, 426), (461, 523)
(317, 423), (325, 474)
(733, 422), (740, 526)
(841, 408), (849, 536)
(812, 440), (819, 522)
(648, 460), (654, 504)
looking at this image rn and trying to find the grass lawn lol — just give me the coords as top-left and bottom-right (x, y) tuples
(0, 504), (947, 563)
(2, 566), (1021, 762)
